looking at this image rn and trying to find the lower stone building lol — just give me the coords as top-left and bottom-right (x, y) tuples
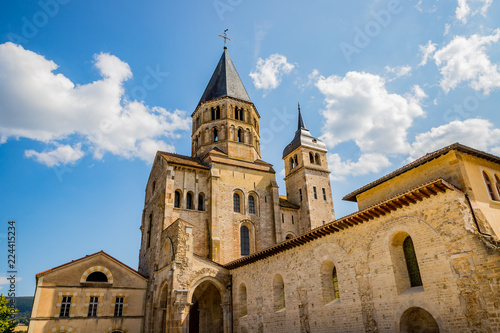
(28, 251), (147, 333)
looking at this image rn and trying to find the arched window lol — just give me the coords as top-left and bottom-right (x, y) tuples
(248, 196), (255, 215)
(403, 236), (423, 287)
(186, 192), (193, 210)
(211, 107), (216, 120)
(315, 153), (321, 165)
(285, 233), (295, 240)
(273, 274), (285, 311)
(290, 158), (294, 169)
(216, 105), (220, 119)
(233, 193), (241, 213)
(239, 283), (248, 316)
(235, 107), (240, 120)
(238, 129), (244, 143)
(309, 152), (314, 164)
(152, 180), (156, 194)
(240, 226), (250, 256)
(320, 260), (339, 303)
(87, 271), (108, 282)
(174, 190), (181, 208)
(495, 175), (500, 198)
(294, 155), (298, 166)
(322, 188), (327, 201)
(484, 171), (497, 200)
(198, 194), (204, 211)
(213, 128), (218, 142)
(147, 213), (153, 248)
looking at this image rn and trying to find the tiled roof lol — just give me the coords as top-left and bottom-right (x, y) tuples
(224, 178), (461, 269)
(158, 151), (210, 170)
(36, 250), (147, 279)
(343, 143), (500, 202)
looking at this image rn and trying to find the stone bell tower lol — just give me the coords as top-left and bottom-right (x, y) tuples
(191, 47), (261, 162)
(283, 104), (335, 233)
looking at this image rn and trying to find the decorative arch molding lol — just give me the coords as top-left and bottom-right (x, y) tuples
(80, 266), (113, 283)
(104, 325), (128, 333)
(366, 215), (446, 263)
(393, 301), (444, 333)
(187, 275), (228, 304)
(51, 327), (77, 333)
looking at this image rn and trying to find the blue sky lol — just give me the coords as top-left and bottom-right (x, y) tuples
(1, 0), (499, 296)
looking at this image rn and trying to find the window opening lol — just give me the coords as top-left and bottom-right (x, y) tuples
(114, 297), (124, 317)
(240, 226), (250, 256)
(403, 236), (423, 287)
(88, 296), (99, 317)
(249, 196), (255, 214)
(233, 193), (241, 213)
(60, 296), (71, 317)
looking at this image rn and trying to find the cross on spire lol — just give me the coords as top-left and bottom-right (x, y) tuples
(218, 29), (232, 48)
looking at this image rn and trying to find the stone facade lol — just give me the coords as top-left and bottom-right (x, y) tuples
(28, 252), (147, 333)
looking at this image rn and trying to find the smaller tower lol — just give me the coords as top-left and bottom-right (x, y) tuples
(283, 104), (335, 233)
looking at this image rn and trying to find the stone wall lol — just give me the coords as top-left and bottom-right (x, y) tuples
(230, 189), (500, 332)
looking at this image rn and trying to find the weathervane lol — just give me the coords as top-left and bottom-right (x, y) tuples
(219, 29), (231, 48)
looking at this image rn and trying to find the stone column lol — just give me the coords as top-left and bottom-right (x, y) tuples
(209, 168), (221, 262)
(222, 301), (232, 333)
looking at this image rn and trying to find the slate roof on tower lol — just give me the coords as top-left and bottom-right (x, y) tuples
(198, 48), (252, 105)
(283, 105), (327, 158)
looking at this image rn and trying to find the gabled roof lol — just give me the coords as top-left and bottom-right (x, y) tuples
(36, 250), (147, 279)
(224, 178), (461, 269)
(198, 48), (252, 105)
(158, 151), (210, 170)
(343, 143), (500, 202)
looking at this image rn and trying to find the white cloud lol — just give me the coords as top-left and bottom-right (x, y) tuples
(456, 0), (470, 23)
(409, 118), (500, 161)
(385, 65), (412, 80)
(314, 71), (426, 155)
(249, 54), (294, 91)
(25, 144), (84, 167)
(328, 153), (391, 181)
(455, 0), (493, 23)
(418, 40), (437, 67)
(0, 42), (190, 165)
(433, 30), (500, 94)
(444, 24), (451, 36)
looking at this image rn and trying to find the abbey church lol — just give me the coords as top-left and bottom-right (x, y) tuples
(29, 46), (500, 333)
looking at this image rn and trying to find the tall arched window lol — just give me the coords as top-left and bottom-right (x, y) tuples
(315, 153), (321, 165)
(211, 107), (216, 120)
(239, 283), (248, 316)
(174, 191), (181, 208)
(495, 175), (500, 198)
(216, 105), (220, 119)
(484, 171), (497, 200)
(186, 192), (193, 210)
(213, 128), (218, 142)
(240, 226), (250, 256)
(198, 194), (204, 211)
(152, 180), (156, 194)
(294, 155), (298, 166)
(233, 193), (241, 213)
(320, 260), (339, 303)
(290, 158), (294, 169)
(238, 129), (244, 143)
(403, 236), (422, 287)
(248, 196), (255, 215)
(309, 152), (314, 164)
(273, 274), (285, 311)
(147, 213), (153, 248)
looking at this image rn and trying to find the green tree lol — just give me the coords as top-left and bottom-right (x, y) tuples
(0, 294), (18, 333)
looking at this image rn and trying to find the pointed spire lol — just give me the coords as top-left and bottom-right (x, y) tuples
(198, 48), (251, 104)
(297, 102), (307, 130)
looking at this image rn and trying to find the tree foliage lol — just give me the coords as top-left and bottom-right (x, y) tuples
(0, 294), (18, 333)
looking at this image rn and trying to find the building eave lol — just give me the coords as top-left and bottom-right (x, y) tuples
(224, 178), (462, 270)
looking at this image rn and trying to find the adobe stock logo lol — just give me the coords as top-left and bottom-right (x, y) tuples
(7, 0), (71, 45)
(339, 0), (403, 64)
